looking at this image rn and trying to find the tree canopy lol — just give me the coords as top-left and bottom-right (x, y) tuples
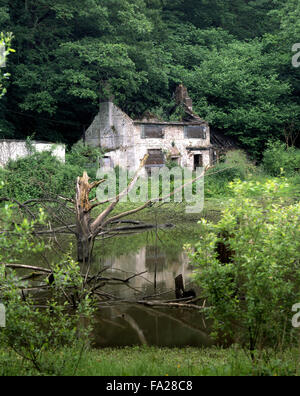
(0, 0), (299, 155)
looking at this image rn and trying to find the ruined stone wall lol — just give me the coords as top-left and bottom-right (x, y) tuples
(0, 140), (65, 167)
(85, 102), (211, 172)
(85, 102), (136, 170)
(132, 124), (211, 170)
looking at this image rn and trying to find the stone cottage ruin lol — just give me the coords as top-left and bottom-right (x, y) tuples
(85, 85), (233, 173)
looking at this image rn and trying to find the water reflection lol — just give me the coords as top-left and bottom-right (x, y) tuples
(93, 245), (194, 300)
(23, 224), (213, 347)
(93, 305), (213, 348)
(91, 245), (213, 348)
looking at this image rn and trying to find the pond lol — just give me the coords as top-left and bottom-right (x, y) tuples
(87, 208), (213, 348)
(91, 243), (213, 348)
(24, 205), (215, 348)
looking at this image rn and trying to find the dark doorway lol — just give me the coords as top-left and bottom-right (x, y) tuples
(146, 149), (165, 167)
(145, 149), (165, 175)
(193, 154), (203, 170)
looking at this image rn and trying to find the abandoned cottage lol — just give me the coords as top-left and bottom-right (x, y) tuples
(85, 85), (233, 173)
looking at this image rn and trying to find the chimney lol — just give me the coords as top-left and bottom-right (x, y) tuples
(175, 84), (193, 110)
(99, 82), (115, 105)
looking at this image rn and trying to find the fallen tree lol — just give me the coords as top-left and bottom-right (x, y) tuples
(2, 263), (206, 312)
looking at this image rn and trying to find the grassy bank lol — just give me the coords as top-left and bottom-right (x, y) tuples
(0, 346), (299, 376)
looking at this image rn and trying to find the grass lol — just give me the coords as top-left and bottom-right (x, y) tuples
(0, 346), (300, 376)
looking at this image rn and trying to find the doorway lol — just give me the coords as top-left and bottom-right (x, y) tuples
(193, 154), (203, 170)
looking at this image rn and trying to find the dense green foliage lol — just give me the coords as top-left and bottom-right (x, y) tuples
(0, 0), (299, 154)
(0, 188), (95, 373)
(263, 140), (300, 176)
(204, 150), (257, 197)
(0, 142), (102, 201)
(190, 178), (300, 351)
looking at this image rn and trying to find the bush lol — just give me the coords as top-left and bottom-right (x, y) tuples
(205, 150), (256, 197)
(0, 143), (102, 201)
(66, 142), (102, 173)
(262, 141), (300, 177)
(0, 190), (95, 374)
(189, 178), (300, 352)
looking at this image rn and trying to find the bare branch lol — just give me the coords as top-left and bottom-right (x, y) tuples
(2, 263), (51, 274)
(90, 155), (149, 233)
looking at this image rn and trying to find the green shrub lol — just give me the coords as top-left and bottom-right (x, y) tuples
(1, 143), (102, 201)
(0, 195), (94, 374)
(205, 150), (256, 197)
(262, 141), (300, 177)
(66, 142), (102, 173)
(189, 178), (300, 352)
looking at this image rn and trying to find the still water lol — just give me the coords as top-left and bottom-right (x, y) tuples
(25, 212), (214, 348)
(88, 221), (214, 348)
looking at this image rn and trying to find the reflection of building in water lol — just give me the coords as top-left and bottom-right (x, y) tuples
(92, 245), (208, 348)
(145, 246), (166, 270)
(102, 246), (193, 299)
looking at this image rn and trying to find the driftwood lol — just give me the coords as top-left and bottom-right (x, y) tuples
(3, 263), (207, 311)
(136, 300), (205, 311)
(3, 263), (147, 285)
(2, 263), (51, 274)
(4, 263), (208, 313)
(164, 296), (202, 304)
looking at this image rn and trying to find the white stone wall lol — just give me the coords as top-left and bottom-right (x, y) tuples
(85, 101), (211, 172)
(0, 140), (65, 167)
(86, 102), (137, 170)
(132, 124), (211, 170)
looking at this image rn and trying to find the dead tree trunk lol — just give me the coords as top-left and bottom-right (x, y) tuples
(75, 156), (149, 263)
(76, 234), (94, 263)
(75, 172), (96, 263)
(175, 274), (184, 299)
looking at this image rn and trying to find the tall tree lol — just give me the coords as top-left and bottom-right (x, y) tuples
(181, 39), (299, 156)
(1, 0), (169, 142)
(163, 0), (279, 39)
(0, 0), (299, 154)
